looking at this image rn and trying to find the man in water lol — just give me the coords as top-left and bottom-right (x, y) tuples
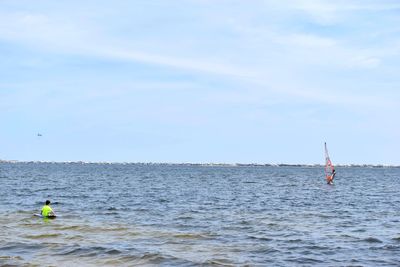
(41, 200), (56, 217)
(327, 169), (336, 184)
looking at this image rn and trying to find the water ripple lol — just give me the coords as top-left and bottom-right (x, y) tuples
(1, 163), (400, 266)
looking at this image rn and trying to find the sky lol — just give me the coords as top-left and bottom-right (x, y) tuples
(0, 0), (399, 165)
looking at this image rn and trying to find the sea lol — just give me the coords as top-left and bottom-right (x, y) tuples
(0, 162), (399, 266)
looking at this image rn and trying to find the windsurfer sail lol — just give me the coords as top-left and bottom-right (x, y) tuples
(324, 142), (335, 184)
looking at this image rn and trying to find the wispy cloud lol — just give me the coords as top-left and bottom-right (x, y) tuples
(281, 0), (400, 24)
(0, 3), (399, 110)
(0, 11), (257, 76)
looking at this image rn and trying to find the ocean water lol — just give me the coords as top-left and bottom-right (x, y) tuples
(0, 162), (399, 266)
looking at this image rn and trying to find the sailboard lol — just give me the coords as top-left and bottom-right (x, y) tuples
(34, 214), (57, 219)
(324, 142), (335, 184)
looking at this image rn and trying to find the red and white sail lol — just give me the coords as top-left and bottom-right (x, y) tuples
(324, 142), (334, 179)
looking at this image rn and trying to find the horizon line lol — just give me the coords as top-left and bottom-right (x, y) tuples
(1, 159), (399, 168)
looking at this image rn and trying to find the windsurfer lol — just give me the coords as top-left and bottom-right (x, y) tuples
(326, 169), (336, 184)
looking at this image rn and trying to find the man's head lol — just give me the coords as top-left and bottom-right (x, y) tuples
(45, 200), (51, 205)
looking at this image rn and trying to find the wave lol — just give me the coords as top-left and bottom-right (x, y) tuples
(203, 258), (237, 266)
(56, 245), (122, 257)
(363, 237), (383, 243)
(25, 233), (61, 239)
(102, 252), (198, 266)
(171, 233), (213, 239)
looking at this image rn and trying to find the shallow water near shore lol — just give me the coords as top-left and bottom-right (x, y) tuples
(0, 162), (399, 266)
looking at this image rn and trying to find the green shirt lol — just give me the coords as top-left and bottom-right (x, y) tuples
(41, 205), (53, 216)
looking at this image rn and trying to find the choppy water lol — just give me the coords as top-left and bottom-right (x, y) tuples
(0, 162), (399, 266)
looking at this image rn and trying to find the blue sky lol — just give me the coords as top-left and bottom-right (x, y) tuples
(0, 0), (399, 164)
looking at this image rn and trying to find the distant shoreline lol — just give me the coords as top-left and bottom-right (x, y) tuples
(0, 160), (399, 168)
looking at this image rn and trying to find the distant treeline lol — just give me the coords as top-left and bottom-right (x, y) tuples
(0, 160), (399, 168)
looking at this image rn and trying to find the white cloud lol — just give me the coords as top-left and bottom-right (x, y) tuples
(0, 11), (258, 77)
(281, 0), (400, 24)
(0, 4), (398, 110)
(281, 34), (337, 48)
(346, 55), (381, 68)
